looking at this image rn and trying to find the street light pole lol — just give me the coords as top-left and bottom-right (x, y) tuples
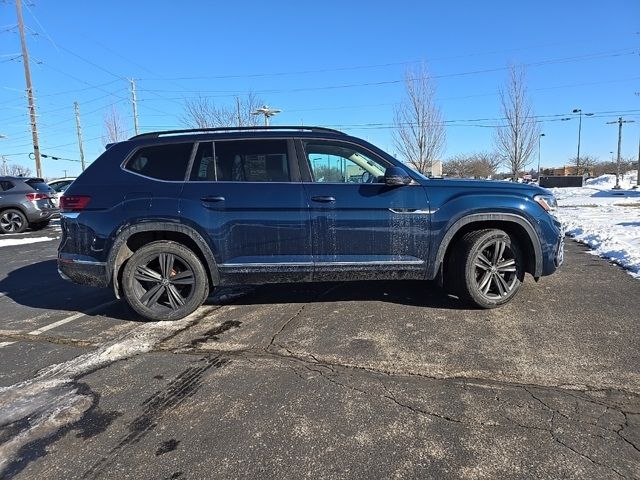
(573, 109), (582, 173)
(537, 133), (545, 179)
(572, 109), (593, 175)
(251, 105), (282, 126)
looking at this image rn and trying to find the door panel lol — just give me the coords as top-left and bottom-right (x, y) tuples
(301, 140), (430, 279)
(180, 139), (311, 283)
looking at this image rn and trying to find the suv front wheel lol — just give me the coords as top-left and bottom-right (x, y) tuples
(450, 229), (524, 308)
(122, 241), (209, 321)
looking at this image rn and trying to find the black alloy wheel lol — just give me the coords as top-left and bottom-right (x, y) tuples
(122, 241), (209, 321)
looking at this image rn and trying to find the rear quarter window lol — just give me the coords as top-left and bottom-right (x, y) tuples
(125, 143), (194, 181)
(0, 181), (14, 191)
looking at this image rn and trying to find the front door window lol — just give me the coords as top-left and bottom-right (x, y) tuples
(305, 142), (388, 184)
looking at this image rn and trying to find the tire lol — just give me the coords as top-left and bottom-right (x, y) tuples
(0, 209), (27, 234)
(30, 220), (50, 230)
(449, 229), (524, 308)
(122, 240), (209, 321)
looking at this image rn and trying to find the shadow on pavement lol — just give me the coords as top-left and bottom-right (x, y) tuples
(0, 259), (133, 321)
(219, 280), (469, 310)
(1, 261), (469, 321)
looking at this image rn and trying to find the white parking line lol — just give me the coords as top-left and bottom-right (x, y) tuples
(0, 299), (119, 349)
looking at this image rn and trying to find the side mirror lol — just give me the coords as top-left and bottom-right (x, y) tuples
(384, 166), (412, 186)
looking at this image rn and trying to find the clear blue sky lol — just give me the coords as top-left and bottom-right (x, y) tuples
(1, 0), (639, 178)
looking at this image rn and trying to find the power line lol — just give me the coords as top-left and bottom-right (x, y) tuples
(136, 40), (640, 81)
(136, 48), (639, 100)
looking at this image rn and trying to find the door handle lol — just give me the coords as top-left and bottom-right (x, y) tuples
(311, 196), (336, 203)
(201, 196), (225, 203)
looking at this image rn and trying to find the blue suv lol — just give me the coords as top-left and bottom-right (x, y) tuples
(58, 127), (563, 321)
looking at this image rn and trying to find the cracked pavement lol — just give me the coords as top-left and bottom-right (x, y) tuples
(0, 234), (639, 479)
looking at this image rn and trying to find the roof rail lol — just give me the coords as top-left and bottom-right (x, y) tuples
(129, 125), (346, 140)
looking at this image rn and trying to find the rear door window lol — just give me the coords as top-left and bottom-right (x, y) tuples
(125, 143), (194, 181)
(189, 139), (290, 182)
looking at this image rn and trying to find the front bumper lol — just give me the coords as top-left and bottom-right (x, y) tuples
(555, 224), (565, 267)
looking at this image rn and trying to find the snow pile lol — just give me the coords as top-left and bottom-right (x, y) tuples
(552, 173), (640, 278)
(585, 171), (637, 189)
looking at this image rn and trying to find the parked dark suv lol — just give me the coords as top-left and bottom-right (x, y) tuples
(58, 127), (563, 321)
(0, 176), (57, 233)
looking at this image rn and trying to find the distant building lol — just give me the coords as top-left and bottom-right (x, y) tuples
(429, 160), (443, 177)
(541, 165), (590, 177)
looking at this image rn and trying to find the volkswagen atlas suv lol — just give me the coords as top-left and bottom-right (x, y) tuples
(58, 126), (564, 321)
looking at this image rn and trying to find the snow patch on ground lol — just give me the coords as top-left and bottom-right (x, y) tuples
(552, 172), (640, 279)
(0, 237), (55, 248)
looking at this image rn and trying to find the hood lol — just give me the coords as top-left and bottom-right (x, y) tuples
(423, 177), (550, 195)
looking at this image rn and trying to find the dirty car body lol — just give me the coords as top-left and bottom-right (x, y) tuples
(58, 127), (563, 321)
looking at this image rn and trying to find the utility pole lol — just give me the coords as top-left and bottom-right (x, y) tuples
(129, 78), (139, 135)
(74, 101), (86, 171)
(1, 156), (8, 176)
(607, 117), (635, 189)
(636, 136), (640, 189)
(15, 0), (42, 178)
(235, 97), (242, 127)
(537, 133), (545, 179)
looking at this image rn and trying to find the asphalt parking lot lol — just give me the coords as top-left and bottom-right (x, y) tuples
(0, 224), (638, 479)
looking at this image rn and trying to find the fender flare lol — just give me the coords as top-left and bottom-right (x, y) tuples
(108, 221), (220, 296)
(430, 212), (543, 279)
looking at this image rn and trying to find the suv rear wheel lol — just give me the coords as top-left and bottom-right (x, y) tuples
(450, 229), (524, 308)
(122, 241), (209, 321)
(0, 209), (27, 234)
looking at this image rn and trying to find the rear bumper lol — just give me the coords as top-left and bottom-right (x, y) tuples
(58, 254), (109, 288)
(25, 208), (57, 223)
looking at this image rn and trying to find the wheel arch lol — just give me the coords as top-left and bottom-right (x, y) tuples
(108, 222), (220, 298)
(0, 204), (28, 216)
(433, 213), (543, 281)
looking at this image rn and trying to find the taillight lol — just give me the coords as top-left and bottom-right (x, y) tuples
(26, 193), (49, 201)
(60, 195), (91, 212)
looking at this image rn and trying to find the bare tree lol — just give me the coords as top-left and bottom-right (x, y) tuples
(591, 157), (635, 177)
(9, 163), (32, 177)
(393, 65), (446, 175)
(568, 154), (598, 175)
(102, 106), (127, 145)
(443, 152), (501, 178)
(181, 92), (264, 128)
(494, 65), (540, 180)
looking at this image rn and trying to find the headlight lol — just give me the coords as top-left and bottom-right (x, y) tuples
(534, 194), (558, 212)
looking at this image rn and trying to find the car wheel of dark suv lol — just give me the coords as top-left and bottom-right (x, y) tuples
(122, 241), (209, 321)
(451, 229), (524, 308)
(0, 209), (27, 234)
